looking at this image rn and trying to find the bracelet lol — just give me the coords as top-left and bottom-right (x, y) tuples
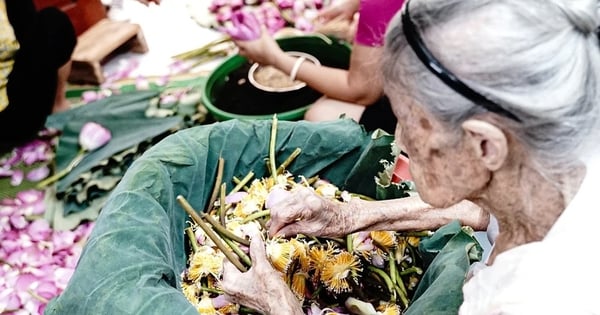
(289, 56), (306, 81)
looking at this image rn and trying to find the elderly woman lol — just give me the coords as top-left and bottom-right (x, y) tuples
(221, 0), (600, 313)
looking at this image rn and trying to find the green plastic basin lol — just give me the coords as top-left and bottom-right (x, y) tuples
(202, 35), (351, 121)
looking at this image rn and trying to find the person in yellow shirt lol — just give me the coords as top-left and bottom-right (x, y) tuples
(0, 0), (76, 154)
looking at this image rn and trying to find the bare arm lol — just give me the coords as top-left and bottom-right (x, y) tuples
(345, 196), (490, 233)
(268, 186), (490, 238)
(235, 33), (384, 105)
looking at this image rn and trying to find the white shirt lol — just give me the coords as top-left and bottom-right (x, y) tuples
(459, 160), (600, 315)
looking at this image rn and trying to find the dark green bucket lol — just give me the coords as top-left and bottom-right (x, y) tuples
(202, 35), (351, 121)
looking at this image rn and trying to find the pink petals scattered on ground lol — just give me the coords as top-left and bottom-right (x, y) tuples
(0, 189), (95, 315)
(0, 133), (94, 315)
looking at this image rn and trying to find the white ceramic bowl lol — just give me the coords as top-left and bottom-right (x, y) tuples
(248, 51), (321, 93)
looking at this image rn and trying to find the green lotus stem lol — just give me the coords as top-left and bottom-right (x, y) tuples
(220, 183), (227, 225)
(400, 266), (423, 276)
(241, 210), (270, 224)
(177, 195), (247, 272)
(223, 235), (252, 267)
(392, 255), (409, 308)
(230, 171), (254, 195)
(172, 36), (231, 60)
(306, 175), (319, 186)
(394, 283), (410, 309)
(269, 114), (278, 180)
(346, 234), (353, 253)
(206, 157), (225, 211)
(199, 286), (223, 295)
(367, 266), (396, 303)
(276, 148), (301, 174)
(27, 289), (49, 304)
(185, 227), (199, 254)
(232, 176), (250, 192)
(389, 250), (398, 286)
(187, 50), (229, 68)
(349, 193), (375, 201)
(201, 212), (250, 246)
(398, 230), (434, 237)
(36, 148), (86, 188)
(256, 217), (268, 231)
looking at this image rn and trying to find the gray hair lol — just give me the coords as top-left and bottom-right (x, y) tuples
(382, 0), (600, 173)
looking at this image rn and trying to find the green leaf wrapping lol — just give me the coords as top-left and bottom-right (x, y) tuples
(45, 118), (481, 314)
(46, 91), (183, 195)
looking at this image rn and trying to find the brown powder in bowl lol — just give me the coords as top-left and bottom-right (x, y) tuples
(253, 65), (303, 89)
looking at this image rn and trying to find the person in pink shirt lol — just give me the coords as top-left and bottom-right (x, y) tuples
(233, 0), (405, 134)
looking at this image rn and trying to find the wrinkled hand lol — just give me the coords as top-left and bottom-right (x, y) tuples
(233, 27), (284, 66)
(221, 232), (297, 314)
(268, 186), (351, 238)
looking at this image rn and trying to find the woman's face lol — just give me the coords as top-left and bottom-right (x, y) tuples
(388, 91), (483, 208)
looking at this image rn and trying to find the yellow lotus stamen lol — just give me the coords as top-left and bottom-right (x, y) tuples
(188, 246), (224, 281)
(217, 303), (240, 315)
(308, 242), (338, 280)
(407, 236), (420, 247)
(290, 238), (310, 272)
(266, 238), (295, 273)
(314, 182), (338, 199)
(370, 231), (397, 249)
(377, 302), (401, 315)
(291, 271), (309, 301)
(196, 292), (217, 315)
(181, 281), (199, 304)
(320, 251), (362, 294)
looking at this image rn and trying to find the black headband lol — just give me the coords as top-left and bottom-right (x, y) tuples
(401, 1), (521, 122)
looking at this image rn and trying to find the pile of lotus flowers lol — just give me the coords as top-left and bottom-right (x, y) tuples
(174, 0), (329, 65)
(177, 117), (426, 315)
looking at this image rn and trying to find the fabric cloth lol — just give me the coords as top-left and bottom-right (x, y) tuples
(0, 0), (76, 154)
(460, 158), (600, 314)
(0, 0), (19, 112)
(354, 0), (405, 47)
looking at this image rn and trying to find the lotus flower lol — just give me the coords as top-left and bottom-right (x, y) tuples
(79, 122), (112, 152)
(37, 122), (111, 188)
(222, 10), (262, 40)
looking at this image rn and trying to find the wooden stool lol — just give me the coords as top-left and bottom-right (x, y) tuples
(68, 18), (148, 85)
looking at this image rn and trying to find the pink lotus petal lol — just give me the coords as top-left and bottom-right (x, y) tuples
(371, 251), (386, 268)
(27, 219), (51, 242)
(225, 191), (247, 204)
(294, 16), (314, 32)
(135, 75), (150, 90)
(81, 90), (100, 103)
(229, 0), (243, 10)
(10, 170), (23, 186)
(79, 122), (112, 151)
(155, 74), (170, 86)
(16, 189), (44, 205)
(265, 187), (290, 209)
(20, 140), (51, 165)
(52, 230), (77, 252)
(0, 166), (13, 177)
(212, 294), (231, 308)
(26, 166), (50, 182)
(275, 0), (293, 9)
(223, 10), (262, 40)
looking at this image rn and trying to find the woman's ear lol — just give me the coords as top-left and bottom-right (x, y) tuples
(461, 119), (508, 171)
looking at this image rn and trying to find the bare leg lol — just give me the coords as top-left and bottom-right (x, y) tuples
(53, 60), (72, 113)
(304, 96), (365, 122)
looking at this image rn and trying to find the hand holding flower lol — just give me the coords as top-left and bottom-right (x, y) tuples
(220, 231), (303, 315)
